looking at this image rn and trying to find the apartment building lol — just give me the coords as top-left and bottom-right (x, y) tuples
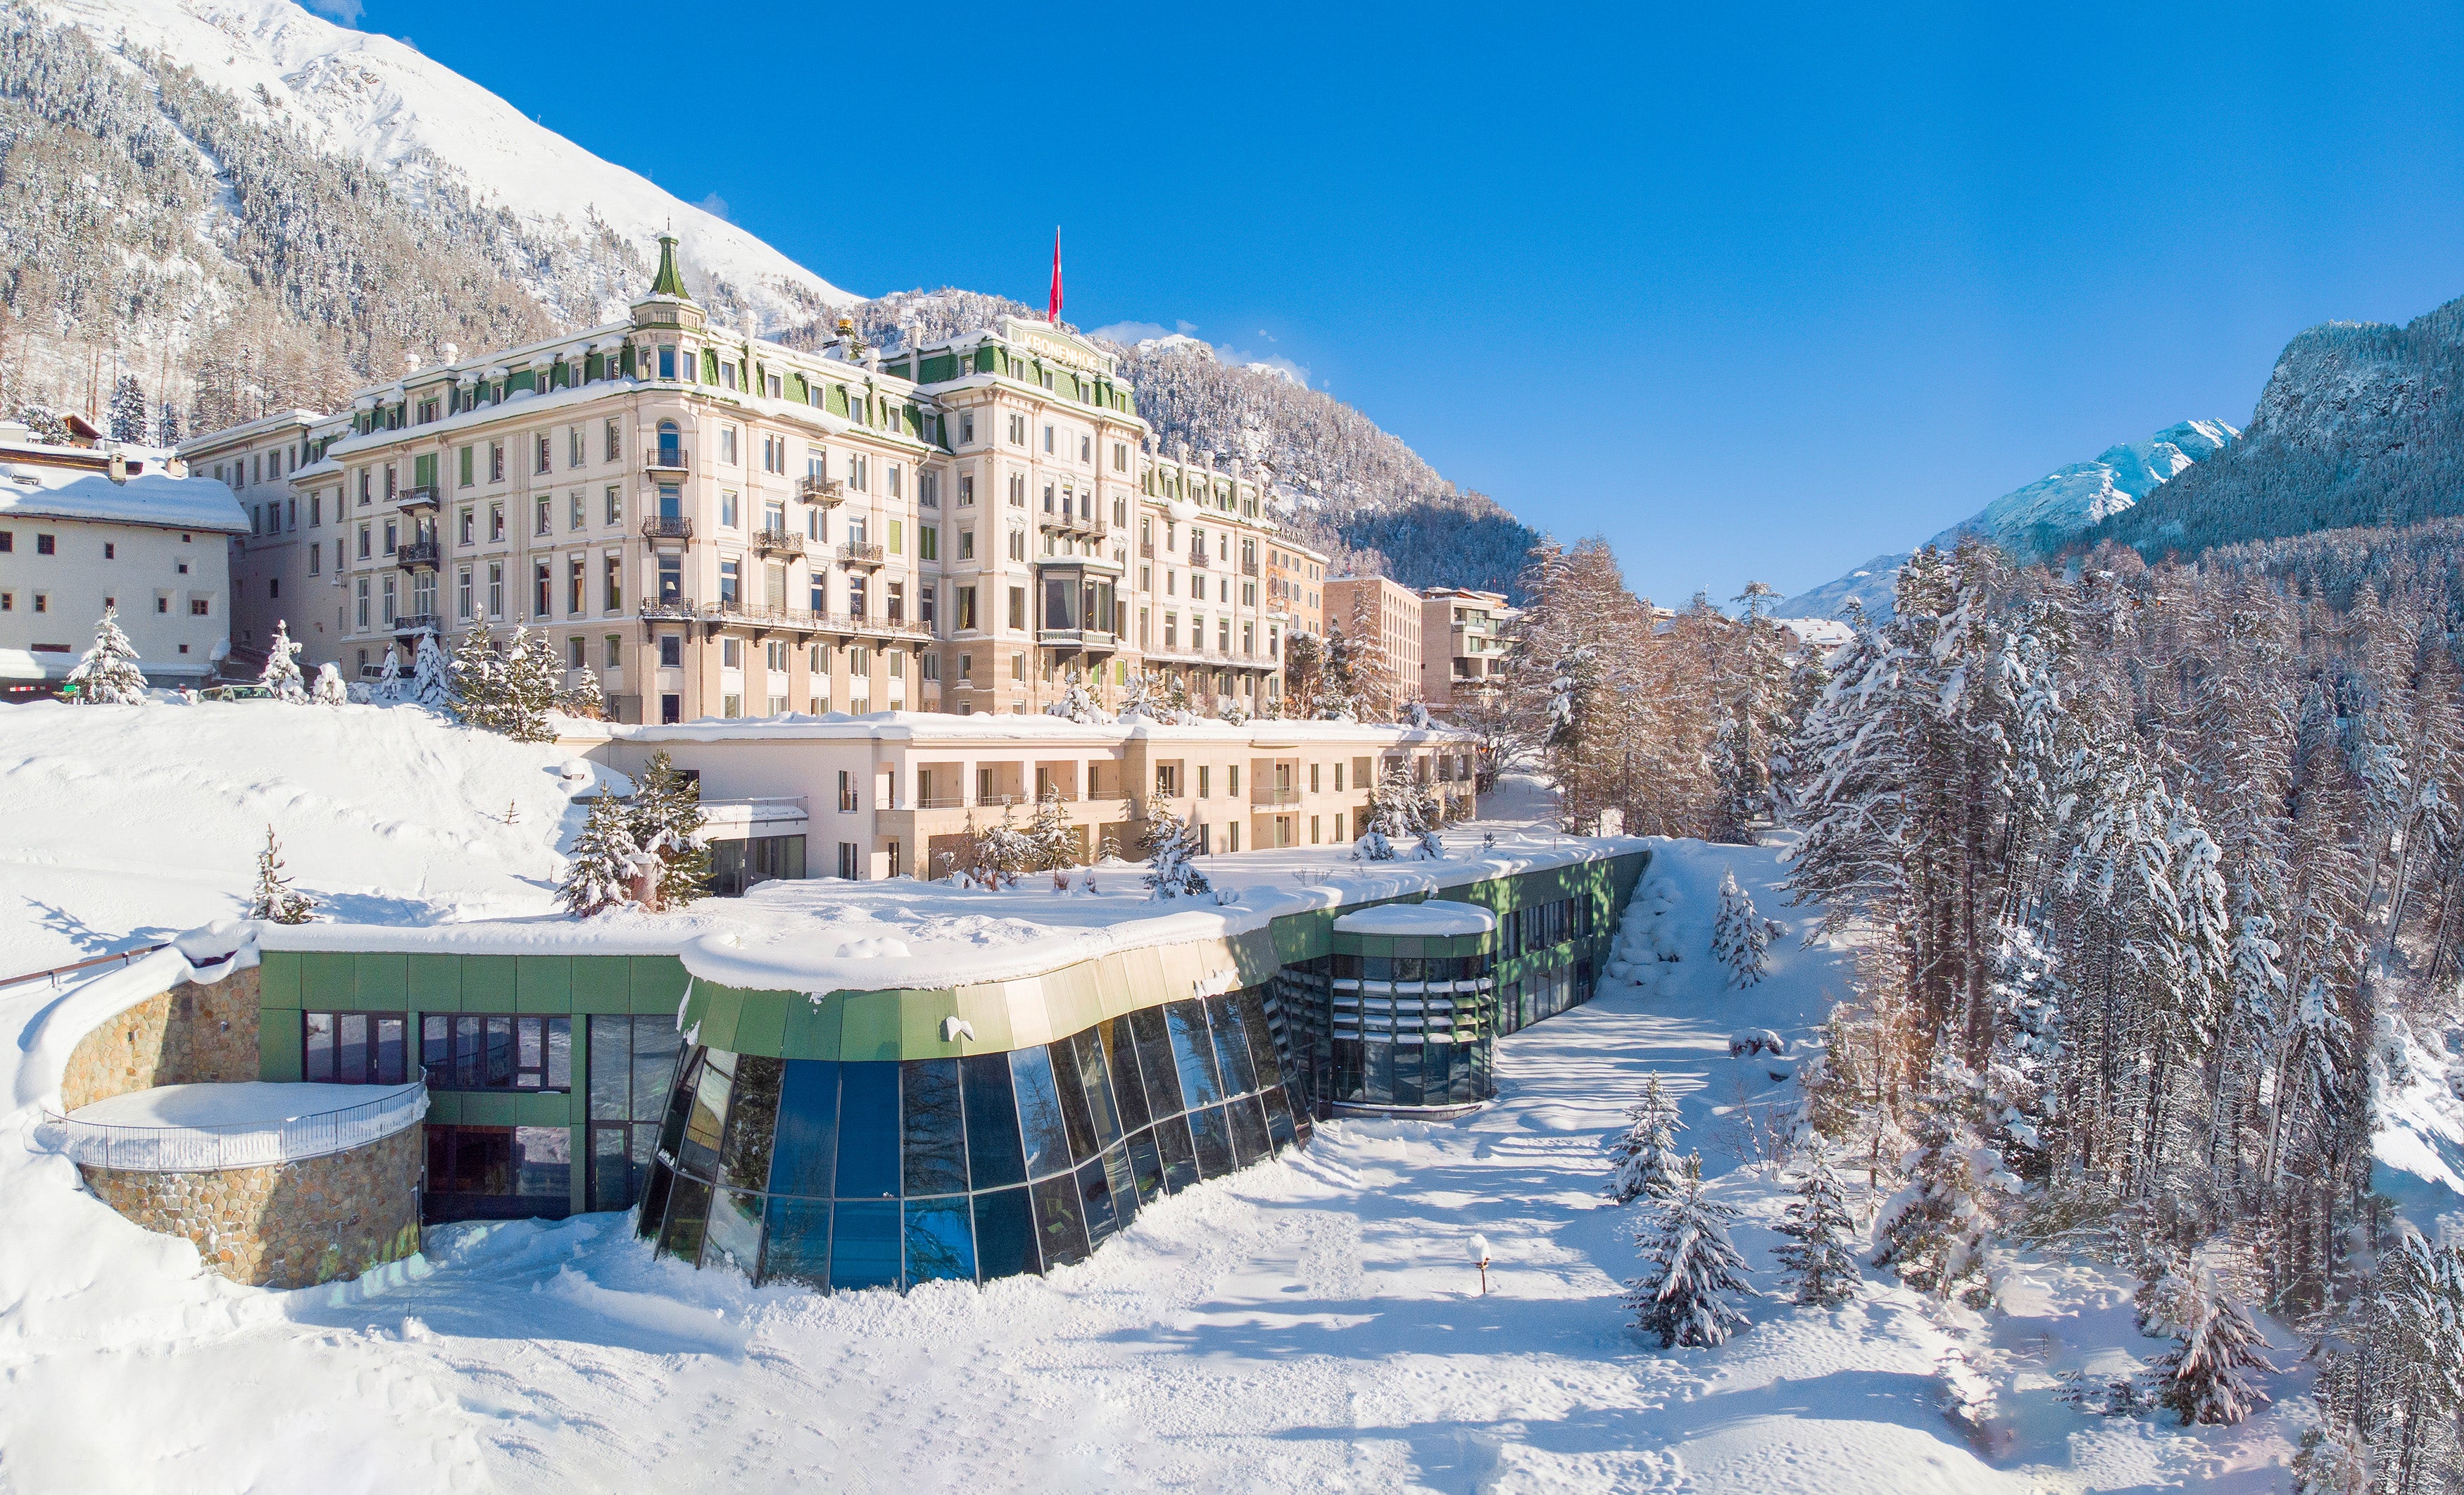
(593, 714), (1483, 886)
(1419, 587), (1515, 713)
(0, 425), (247, 694)
(1321, 573), (1426, 716)
(1263, 534), (1329, 641)
(184, 244), (1305, 723)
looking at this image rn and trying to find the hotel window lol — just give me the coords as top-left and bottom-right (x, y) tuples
(960, 474), (975, 506)
(382, 575), (397, 625)
(355, 577), (370, 629)
(603, 555), (622, 612)
(1007, 587), (1025, 630)
(458, 507), (474, 545)
(722, 638), (743, 670)
(605, 634), (623, 668)
(1007, 529), (1025, 561)
(919, 526), (937, 561)
(850, 455), (868, 492)
(605, 487), (623, 525)
(722, 426), (738, 465)
(490, 503), (505, 541)
(457, 567), (474, 620)
(660, 634), (683, 668)
(721, 492), (739, 528)
(959, 528), (975, 561)
(1043, 424), (1054, 453)
(357, 523), (371, 560)
(1080, 434), (1090, 463)
(919, 470), (937, 508)
(535, 498), (551, 537)
(489, 442), (505, 482)
(1007, 413), (1024, 445)
(961, 412), (976, 445)
(569, 558), (586, 615)
(568, 636), (586, 669)
(534, 561), (551, 618)
(1113, 441), (1128, 471)
(488, 561), (505, 618)
(301, 1012), (408, 1084)
(309, 546), (320, 576)
(605, 420), (622, 461)
(421, 1015), (571, 1092)
(535, 434), (551, 475)
(658, 346), (677, 380)
(570, 492), (586, 530)
(569, 427), (584, 467)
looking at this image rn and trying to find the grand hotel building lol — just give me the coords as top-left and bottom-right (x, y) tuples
(182, 239), (1326, 724)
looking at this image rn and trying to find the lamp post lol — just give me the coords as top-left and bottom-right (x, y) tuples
(1471, 1233), (1492, 1296)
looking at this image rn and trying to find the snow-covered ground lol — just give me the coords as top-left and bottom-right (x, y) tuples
(0, 753), (2320, 1490)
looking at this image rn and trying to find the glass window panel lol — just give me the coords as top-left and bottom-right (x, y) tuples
(454, 1015), (482, 1088)
(519, 1017), (543, 1078)
(591, 1124), (633, 1211)
(1152, 1113), (1198, 1194)
(657, 1176), (712, 1263)
(631, 1018), (681, 1124)
(375, 1016), (406, 1085)
(1128, 1006), (1181, 1120)
(720, 1054), (784, 1193)
(970, 1187), (1039, 1280)
(514, 1125), (570, 1196)
(1332, 1038), (1364, 1102)
(1165, 1001), (1224, 1110)
(1100, 1018), (1150, 1132)
(900, 1059), (969, 1197)
(904, 1196), (978, 1284)
(835, 1063), (902, 1199)
(485, 1016), (516, 1087)
(422, 1014), (450, 1086)
(1452, 1042), (1481, 1103)
(677, 1048), (735, 1178)
(547, 1018), (571, 1091)
(338, 1013), (368, 1081)
(635, 1159), (674, 1239)
(1422, 1043), (1453, 1108)
(1363, 956), (1391, 982)
(768, 1060), (839, 1198)
(1030, 1175), (1090, 1269)
(303, 1013), (334, 1082)
(1047, 1037), (1100, 1163)
(1187, 1104), (1236, 1178)
(1236, 989), (1285, 1094)
(760, 1196), (831, 1289)
(1391, 1046), (1425, 1108)
(1228, 1096), (1271, 1167)
(1100, 1145), (1138, 1230)
(589, 1015), (633, 1120)
(655, 1049), (703, 1162)
(1125, 1129), (1166, 1205)
(1207, 996), (1258, 1096)
(1077, 1157), (1121, 1249)
(703, 1188), (764, 1280)
(960, 1053), (1026, 1189)
(1262, 1087), (1298, 1151)
(1071, 1030), (1124, 1150)
(829, 1200), (902, 1291)
(1363, 1042), (1394, 1104)
(1008, 1046), (1073, 1179)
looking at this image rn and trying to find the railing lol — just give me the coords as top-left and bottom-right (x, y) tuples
(642, 515), (694, 542)
(914, 794), (967, 809)
(1084, 787), (1134, 802)
(798, 474), (846, 506)
(0, 942), (172, 994)
(397, 484), (438, 509)
(1251, 788), (1302, 806)
(1139, 541), (1155, 558)
(639, 597), (699, 620)
(1189, 551), (1210, 569)
(646, 449), (690, 475)
(34, 1084), (428, 1172)
(838, 542), (885, 566)
(753, 527), (807, 558)
(394, 539), (441, 569)
(1241, 560), (1259, 577)
(392, 613), (443, 636)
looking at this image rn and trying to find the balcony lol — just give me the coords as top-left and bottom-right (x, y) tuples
(837, 541), (885, 568)
(1037, 627), (1118, 653)
(638, 597), (699, 621)
(1139, 540), (1155, 558)
(753, 527), (807, 558)
(394, 539), (441, 570)
(641, 515), (694, 544)
(1250, 787), (1302, 807)
(397, 484), (438, 512)
(1188, 551), (1210, 570)
(797, 474), (846, 507)
(1241, 558), (1259, 577)
(391, 613), (443, 637)
(646, 448), (690, 479)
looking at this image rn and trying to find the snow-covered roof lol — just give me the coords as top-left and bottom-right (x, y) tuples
(1332, 900), (1497, 937)
(0, 453), (249, 533)
(601, 711), (1466, 748)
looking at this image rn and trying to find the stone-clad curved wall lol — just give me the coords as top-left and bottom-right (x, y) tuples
(60, 968), (263, 1110)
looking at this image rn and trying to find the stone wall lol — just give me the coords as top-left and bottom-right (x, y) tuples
(60, 965), (263, 1111)
(80, 1124), (422, 1289)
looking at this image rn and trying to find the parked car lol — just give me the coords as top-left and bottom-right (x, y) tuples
(201, 683), (277, 702)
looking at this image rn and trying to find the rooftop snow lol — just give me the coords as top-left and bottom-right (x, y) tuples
(0, 456), (248, 532)
(1331, 900), (1497, 937)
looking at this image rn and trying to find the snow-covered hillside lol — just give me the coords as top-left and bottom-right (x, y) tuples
(1777, 419), (2237, 621)
(0, 700), (591, 977)
(37, 0), (852, 330)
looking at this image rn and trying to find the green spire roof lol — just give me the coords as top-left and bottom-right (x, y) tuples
(648, 232), (690, 300)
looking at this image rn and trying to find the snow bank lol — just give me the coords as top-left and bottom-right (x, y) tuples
(1331, 899), (1495, 937)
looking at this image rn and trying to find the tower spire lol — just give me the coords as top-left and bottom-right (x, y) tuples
(648, 232), (691, 301)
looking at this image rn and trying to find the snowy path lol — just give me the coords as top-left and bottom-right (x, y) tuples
(0, 831), (2314, 1492)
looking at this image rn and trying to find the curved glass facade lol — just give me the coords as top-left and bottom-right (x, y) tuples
(1326, 951), (1498, 1110)
(635, 986), (1311, 1289)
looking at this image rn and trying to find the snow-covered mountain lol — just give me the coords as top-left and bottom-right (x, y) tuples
(1777, 418), (2237, 620)
(33, 0), (853, 328)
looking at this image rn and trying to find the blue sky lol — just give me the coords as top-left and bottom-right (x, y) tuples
(344, 0), (2464, 604)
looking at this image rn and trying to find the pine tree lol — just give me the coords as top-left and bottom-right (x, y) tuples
(246, 825), (315, 923)
(310, 662), (348, 704)
(64, 605), (146, 703)
(1604, 1075), (1688, 1203)
(1141, 806), (1211, 899)
(1872, 1063), (2011, 1308)
(2146, 1267), (2276, 1426)
(372, 644), (404, 703)
(1775, 1139), (1863, 1307)
(410, 629), (453, 708)
(558, 664), (605, 719)
(256, 620), (305, 701)
(1047, 670), (1112, 724)
(449, 623), (508, 730)
(1026, 782), (1080, 870)
(154, 399), (181, 448)
(628, 751), (712, 906)
(971, 806), (1034, 889)
(106, 374), (146, 444)
(1358, 759), (1433, 861)
(560, 789), (642, 916)
(496, 627), (558, 742)
(1626, 1160), (1754, 1349)
(1711, 870), (1770, 987)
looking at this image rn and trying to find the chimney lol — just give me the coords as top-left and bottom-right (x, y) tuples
(107, 451), (127, 484)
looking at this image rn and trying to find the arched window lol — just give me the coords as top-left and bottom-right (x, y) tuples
(656, 420), (681, 466)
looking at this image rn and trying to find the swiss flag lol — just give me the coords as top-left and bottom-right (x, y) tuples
(1048, 228), (1062, 325)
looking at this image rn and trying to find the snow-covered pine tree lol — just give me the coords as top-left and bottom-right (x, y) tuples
(496, 627), (558, 742)
(106, 374), (146, 443)
(65, 605), (146, 703)
(1343, 593), (1395, 719)
(1282, 630), (1325, 715)
(1604, 1075), (1688, 1203)
(560, 789), (643, 917)
(1775, 1138), (1862, 1307)
(1626, 1159), (1754, 1349)
(1711, 870), (1770, 987)
(628, 751), (712, 905)
(256, 620), (306, 701)
(2146, 1267), (2276, 1426)
(969, 806), (1034, 887)
(1116, 672), (1164, 723)
(1357, 759), (1432, 862)
(1980, 922), (2065, 1184)
(1872, 1061), (2012, 1308)
(310, 662), (348, 704)
(1316, 620), (1362, 720)
(410, 629), (453, 709)
(450, 623), (505, 727)
(1046, 670), (1111, 724)
(1140, 806), (1211, 899)
(1026, 782), (1079, 871)
(154, 399), (181, 448)
(372, 644), (404, 703)
(246, 825), (315, 923)
(558, 664), (605, 720)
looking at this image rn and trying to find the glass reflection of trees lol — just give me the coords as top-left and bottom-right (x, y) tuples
(636, 986), (1310, 1291)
